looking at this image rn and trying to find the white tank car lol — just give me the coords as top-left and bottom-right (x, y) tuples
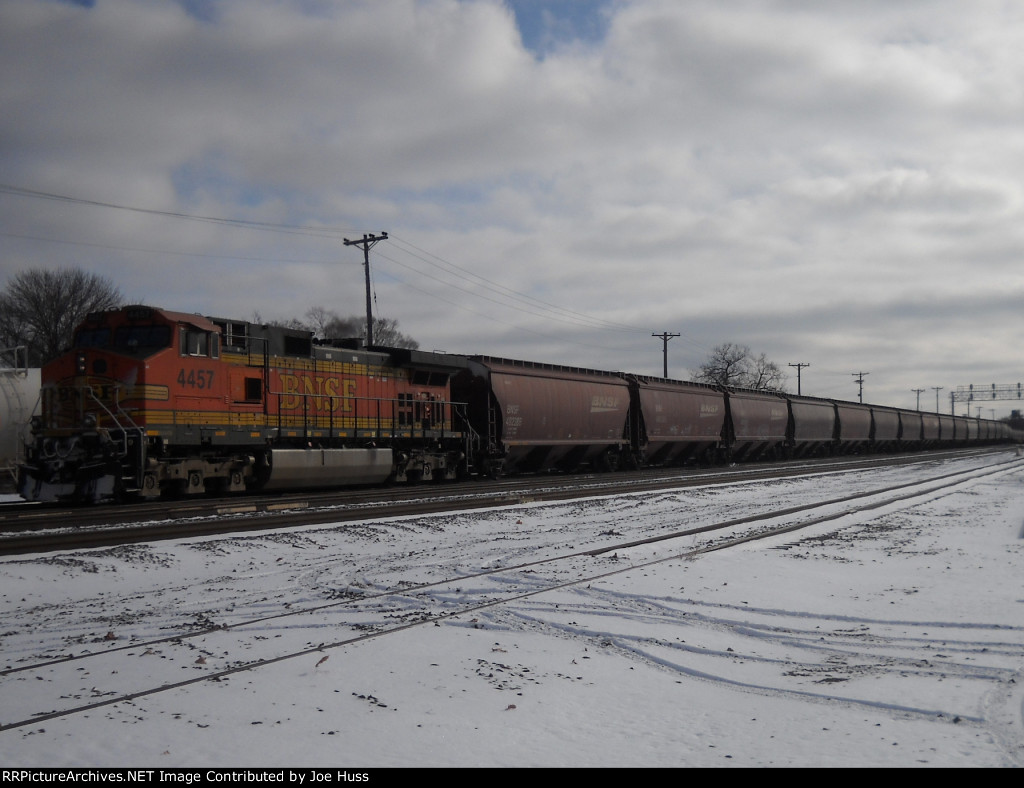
(1, 356), (40, 493)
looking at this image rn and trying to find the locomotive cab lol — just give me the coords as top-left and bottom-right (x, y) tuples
(19, 306), (228, 503)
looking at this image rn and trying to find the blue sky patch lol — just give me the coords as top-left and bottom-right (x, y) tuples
(505, 0), (614, 57)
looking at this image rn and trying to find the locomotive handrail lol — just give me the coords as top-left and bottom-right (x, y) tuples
(82, 384), (146, 489)
(0, 345), (30, 375)
(264, 388), (471, 444)
(84, 384), (143, 444)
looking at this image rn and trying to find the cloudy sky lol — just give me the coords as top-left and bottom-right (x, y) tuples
(2, 0), (1023, 415)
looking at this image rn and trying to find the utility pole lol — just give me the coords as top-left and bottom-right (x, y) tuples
(652, 332), (680, 378)
(343, 232), (388, 347)
(912, 388), (925, 410)
(788, 363), (810, 395)
(852, 371), (869, 403)
(931, 386), (943, 414)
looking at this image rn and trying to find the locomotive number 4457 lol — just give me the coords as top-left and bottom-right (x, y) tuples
(177, 368), (215, 389)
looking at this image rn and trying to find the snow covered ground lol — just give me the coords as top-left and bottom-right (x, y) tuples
(2, 451), (1023, 768)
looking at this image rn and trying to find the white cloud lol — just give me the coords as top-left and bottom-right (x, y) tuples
(1, 0), (1023, 413)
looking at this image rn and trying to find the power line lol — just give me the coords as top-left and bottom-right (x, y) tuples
(0, 184), (665, 337)
(0, 182), (713, 359)
(375, 246), (644, 335)
(0, 230), (334, 265)
(386, 235), (653, 335)
(0, 183), (351, 237)
(385, 234), (711, 356)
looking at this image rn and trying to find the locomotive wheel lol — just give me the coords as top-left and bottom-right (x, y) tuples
(140, 473), (160, 499)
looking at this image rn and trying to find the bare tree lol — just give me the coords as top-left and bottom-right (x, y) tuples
(745, 351), (787, 391)
(304, 307), (361, 341)
(692, 343), (787, 391)
(370, 316), (419, 350)
(0, 268), (123, 365)
(251, 307), (419, 349)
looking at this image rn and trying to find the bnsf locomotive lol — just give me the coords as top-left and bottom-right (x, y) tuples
(19, 306), (474, 503)
(17, 305), (1021, 504)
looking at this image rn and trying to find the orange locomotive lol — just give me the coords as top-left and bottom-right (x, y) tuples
(19, 306), (475, 503)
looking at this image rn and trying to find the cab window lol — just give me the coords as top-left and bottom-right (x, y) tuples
(180, 328), (220, 359)
(75, 328), (111, 348)
(114, 325), (171, 354)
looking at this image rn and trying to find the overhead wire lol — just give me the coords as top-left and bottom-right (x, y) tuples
(0, 183), (353, 238)
(368, 264), (636, 352)
(0, 230), (335, 265)
(387, 234), (649, 335)
(0, 182), (706, 355)
(383, 235), (711, 355)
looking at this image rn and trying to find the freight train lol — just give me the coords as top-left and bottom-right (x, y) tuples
(16, 305), (1021, 503)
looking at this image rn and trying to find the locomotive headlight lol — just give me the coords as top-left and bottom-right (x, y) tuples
(83, 414), (98, 429)
(30, 415), (42, 433)
(76, 352), (87, 374)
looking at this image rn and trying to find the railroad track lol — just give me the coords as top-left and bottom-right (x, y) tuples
(0, 447), (1009, 554)
(2, 451), (1020, 733)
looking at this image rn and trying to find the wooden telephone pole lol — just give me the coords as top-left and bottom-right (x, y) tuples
(788, 362), (810, 395)
(652, 332), (680, 378)
(343, 232), (388, 346)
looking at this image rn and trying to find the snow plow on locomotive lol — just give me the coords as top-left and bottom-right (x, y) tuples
(18, 306), (476, 503)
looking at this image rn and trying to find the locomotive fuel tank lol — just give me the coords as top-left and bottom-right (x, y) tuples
(257, 447), (395, 489)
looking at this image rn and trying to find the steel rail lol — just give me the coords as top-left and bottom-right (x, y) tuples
(2, 454), (1020, 732)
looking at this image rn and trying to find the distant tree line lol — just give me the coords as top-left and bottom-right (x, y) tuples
(0, 267), (419, 366)
(252, 306), (419, 350)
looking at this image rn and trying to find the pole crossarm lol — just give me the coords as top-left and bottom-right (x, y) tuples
(952, 383), (1024, 403)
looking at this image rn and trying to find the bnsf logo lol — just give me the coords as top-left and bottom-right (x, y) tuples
(52, 377), (119, 405)
(591, 395), (620, 412)
(279, 373), (357, 411)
